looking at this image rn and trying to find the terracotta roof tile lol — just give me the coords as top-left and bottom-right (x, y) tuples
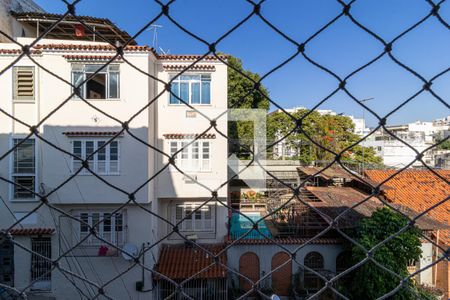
(62, 55), (122, 61)
(225, 237), (342, 245)
(306, 186), (444, 230)
(365, 169), (450, 244)
(163, 64), (216, 71)
(163, 133), (216, 140)
(63, 131), (123, 137)
(8, 228), (55, 236)
(158, 54), (227, 61)
(35, 43), (155, 54)
(0, 49), (42, 55)
(155, 244), (227, 280)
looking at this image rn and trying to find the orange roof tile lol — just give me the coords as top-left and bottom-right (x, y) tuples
(155, 244), (227, 280)
(163, 64), (216, 71)
(62, 55), (122, 61)
(365, 170), (450, 244)
(8, 228), (55, 236)
(163, 133), (216, 140)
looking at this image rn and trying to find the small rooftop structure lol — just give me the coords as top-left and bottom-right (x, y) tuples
(11, 11), (136, 45)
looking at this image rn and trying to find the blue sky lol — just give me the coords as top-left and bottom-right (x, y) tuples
(35, 0), (449, 127)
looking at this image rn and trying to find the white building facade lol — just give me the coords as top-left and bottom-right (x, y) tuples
(0, 13), (228, 300)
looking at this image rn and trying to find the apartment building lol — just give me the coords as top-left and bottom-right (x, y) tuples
(365, 120), (450, 169)
(0, 8), (228, 300)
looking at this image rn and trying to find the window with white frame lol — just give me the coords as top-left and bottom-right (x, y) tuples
(169, 74), (211, 104)
(72, 64), (120, 99)
(12, 138), (36, 199)
(72, 140), (119, 175)
(78, 212), (125, 246)
(173, 202), (214, 232)
(169, 140), (210, 171)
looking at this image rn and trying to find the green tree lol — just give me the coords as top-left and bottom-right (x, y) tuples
(226, 55), (270, 155)
(348, 207), (422, 299)
(267, 109), (382, 166)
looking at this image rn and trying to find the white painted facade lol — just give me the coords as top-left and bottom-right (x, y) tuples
(365, 120), (450, 168)
(0, 36), (228, 299)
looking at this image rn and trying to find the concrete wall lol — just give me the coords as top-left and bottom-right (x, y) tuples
(227, 244), (343, 287)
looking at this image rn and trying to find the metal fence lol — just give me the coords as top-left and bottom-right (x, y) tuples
(0, 0), (449, 299)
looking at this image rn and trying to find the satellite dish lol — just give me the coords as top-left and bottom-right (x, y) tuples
(121, 243), (139, 261)
(271, 295), (280, 300)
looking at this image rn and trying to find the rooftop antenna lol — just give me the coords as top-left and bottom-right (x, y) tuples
(148, 24), (169, 54)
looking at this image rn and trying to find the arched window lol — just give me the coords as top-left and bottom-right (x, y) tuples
(304, 252), (324, 290)
(239, 252), (260, 292)
(271, 252), (292, 296)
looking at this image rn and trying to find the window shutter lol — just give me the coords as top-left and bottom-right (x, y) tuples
(14, 66), (35, 101)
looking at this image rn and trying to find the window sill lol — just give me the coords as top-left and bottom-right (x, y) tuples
(73, 173), (121, 176)
(168, 103), (212, 107)
(9, 198), (39, 203)
(12, 100), (35, 104)
(168, 168), (212, 173)
(71, 97), (122, 102)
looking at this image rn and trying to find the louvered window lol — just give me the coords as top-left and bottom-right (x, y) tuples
(13, 66), (35, 101)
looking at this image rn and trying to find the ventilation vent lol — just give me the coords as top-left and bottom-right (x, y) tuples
(13, 66), (35, 101)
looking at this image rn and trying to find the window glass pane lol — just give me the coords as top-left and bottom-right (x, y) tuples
(92, 213), (100, 231)
(180, 82), (189, 103)
(184, 205), (192, 230)
(85, 141), (94, 162)
(176, 205), (182, 222)
(13, 176), (34, 199)
(115, 213), (123, 232)
(80, 213), (89, 233)
(86, 73), (106, 99)
(73, 141), (82, 172)
(97, 141), (106, 173)
(109, 72), (119, 98)
(108, 65), (120, 72)
(191, 82), (200, 104)
(202, 142), (210, 159)
(13, 139), (35, 174)
(170, 82), (180, 104)
(85, 65), (105, 73)
(201, 80), (211, 104)
(192, 142), (199, 159)
(109, 141), (119, 173)
(72, 72), (84, 97)
(103, 213), (111, 233)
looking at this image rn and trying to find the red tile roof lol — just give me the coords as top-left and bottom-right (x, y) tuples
(365, 170), (450, 244)
(158, 54), (227, 61)
(9, 228), (55, 236)
(226, 237), (342, 245)
(163, 133), (216, 140)
(155, 244), (227, 280)
(63, 55), (122, 61)
(35, 43), (154, 53)
(163, 64), (216, 71)
(63, 131), (123, 137)
(0, 49), (42, 55)
(306, 186), (443, 230)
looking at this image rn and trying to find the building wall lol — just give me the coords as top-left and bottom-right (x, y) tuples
(227, 244), (343, 288)
(0, 38), (157, 299)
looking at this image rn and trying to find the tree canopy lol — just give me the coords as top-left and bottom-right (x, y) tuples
(267, 109), (383, 166)
(226, 55), (270, 153)
(347, 207), (424, 299)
